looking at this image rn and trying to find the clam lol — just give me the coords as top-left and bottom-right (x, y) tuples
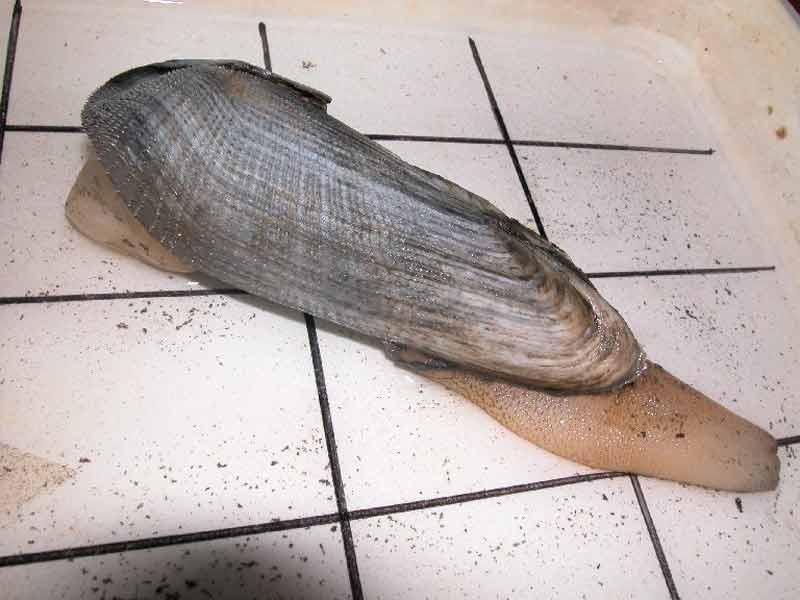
(68, 59), (779, 491)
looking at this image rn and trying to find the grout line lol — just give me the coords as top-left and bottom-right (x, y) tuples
(512, 139), (714, 155)
(0, 471), (625, 569)
(3, 125), (716, 156)
(258, 21), (271, 71)
(586, 265), (775, 278)
(630, 475), (681, 600)
(0, 288), (245, 305)
(304, 313), (364, 600)
(337, 520), (361, 599)
(368, 133), (713, 155)
(0, 513), (340, 568)
(348, 471), (625, 521)
(368, 133), (505, 145)
(0, 265), (776, 307)
(303, 315), (363, 597)
(468, 36), (547, 239)
(777, 434), (800, 447)
(5, 124), (83, 132)
(0, 0), (22, 163)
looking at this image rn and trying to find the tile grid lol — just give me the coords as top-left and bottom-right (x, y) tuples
(0, 471), (624, 568)
(0, 1), (797, 597)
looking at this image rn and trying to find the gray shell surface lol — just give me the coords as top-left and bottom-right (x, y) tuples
(82, 60), (645, 392)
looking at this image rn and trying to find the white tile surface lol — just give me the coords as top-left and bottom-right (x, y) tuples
(10, 2), (499, 139)
(0, 133), (218, 296)
(352, 477), (669, 600)
(269, 24), (498, 137)
(1, 2), (798, 599)
(640, 445), (800, 599)
(8, 0), (263, 126)
(0, 294), (334, 555)
(595, 271), (799, 438)
(0, 524), (351, 600)
(517, 146), (767, 271)
(381, 140), (533, 224)
(316, 321), (601, 511)
(474, 31), (712, 148)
